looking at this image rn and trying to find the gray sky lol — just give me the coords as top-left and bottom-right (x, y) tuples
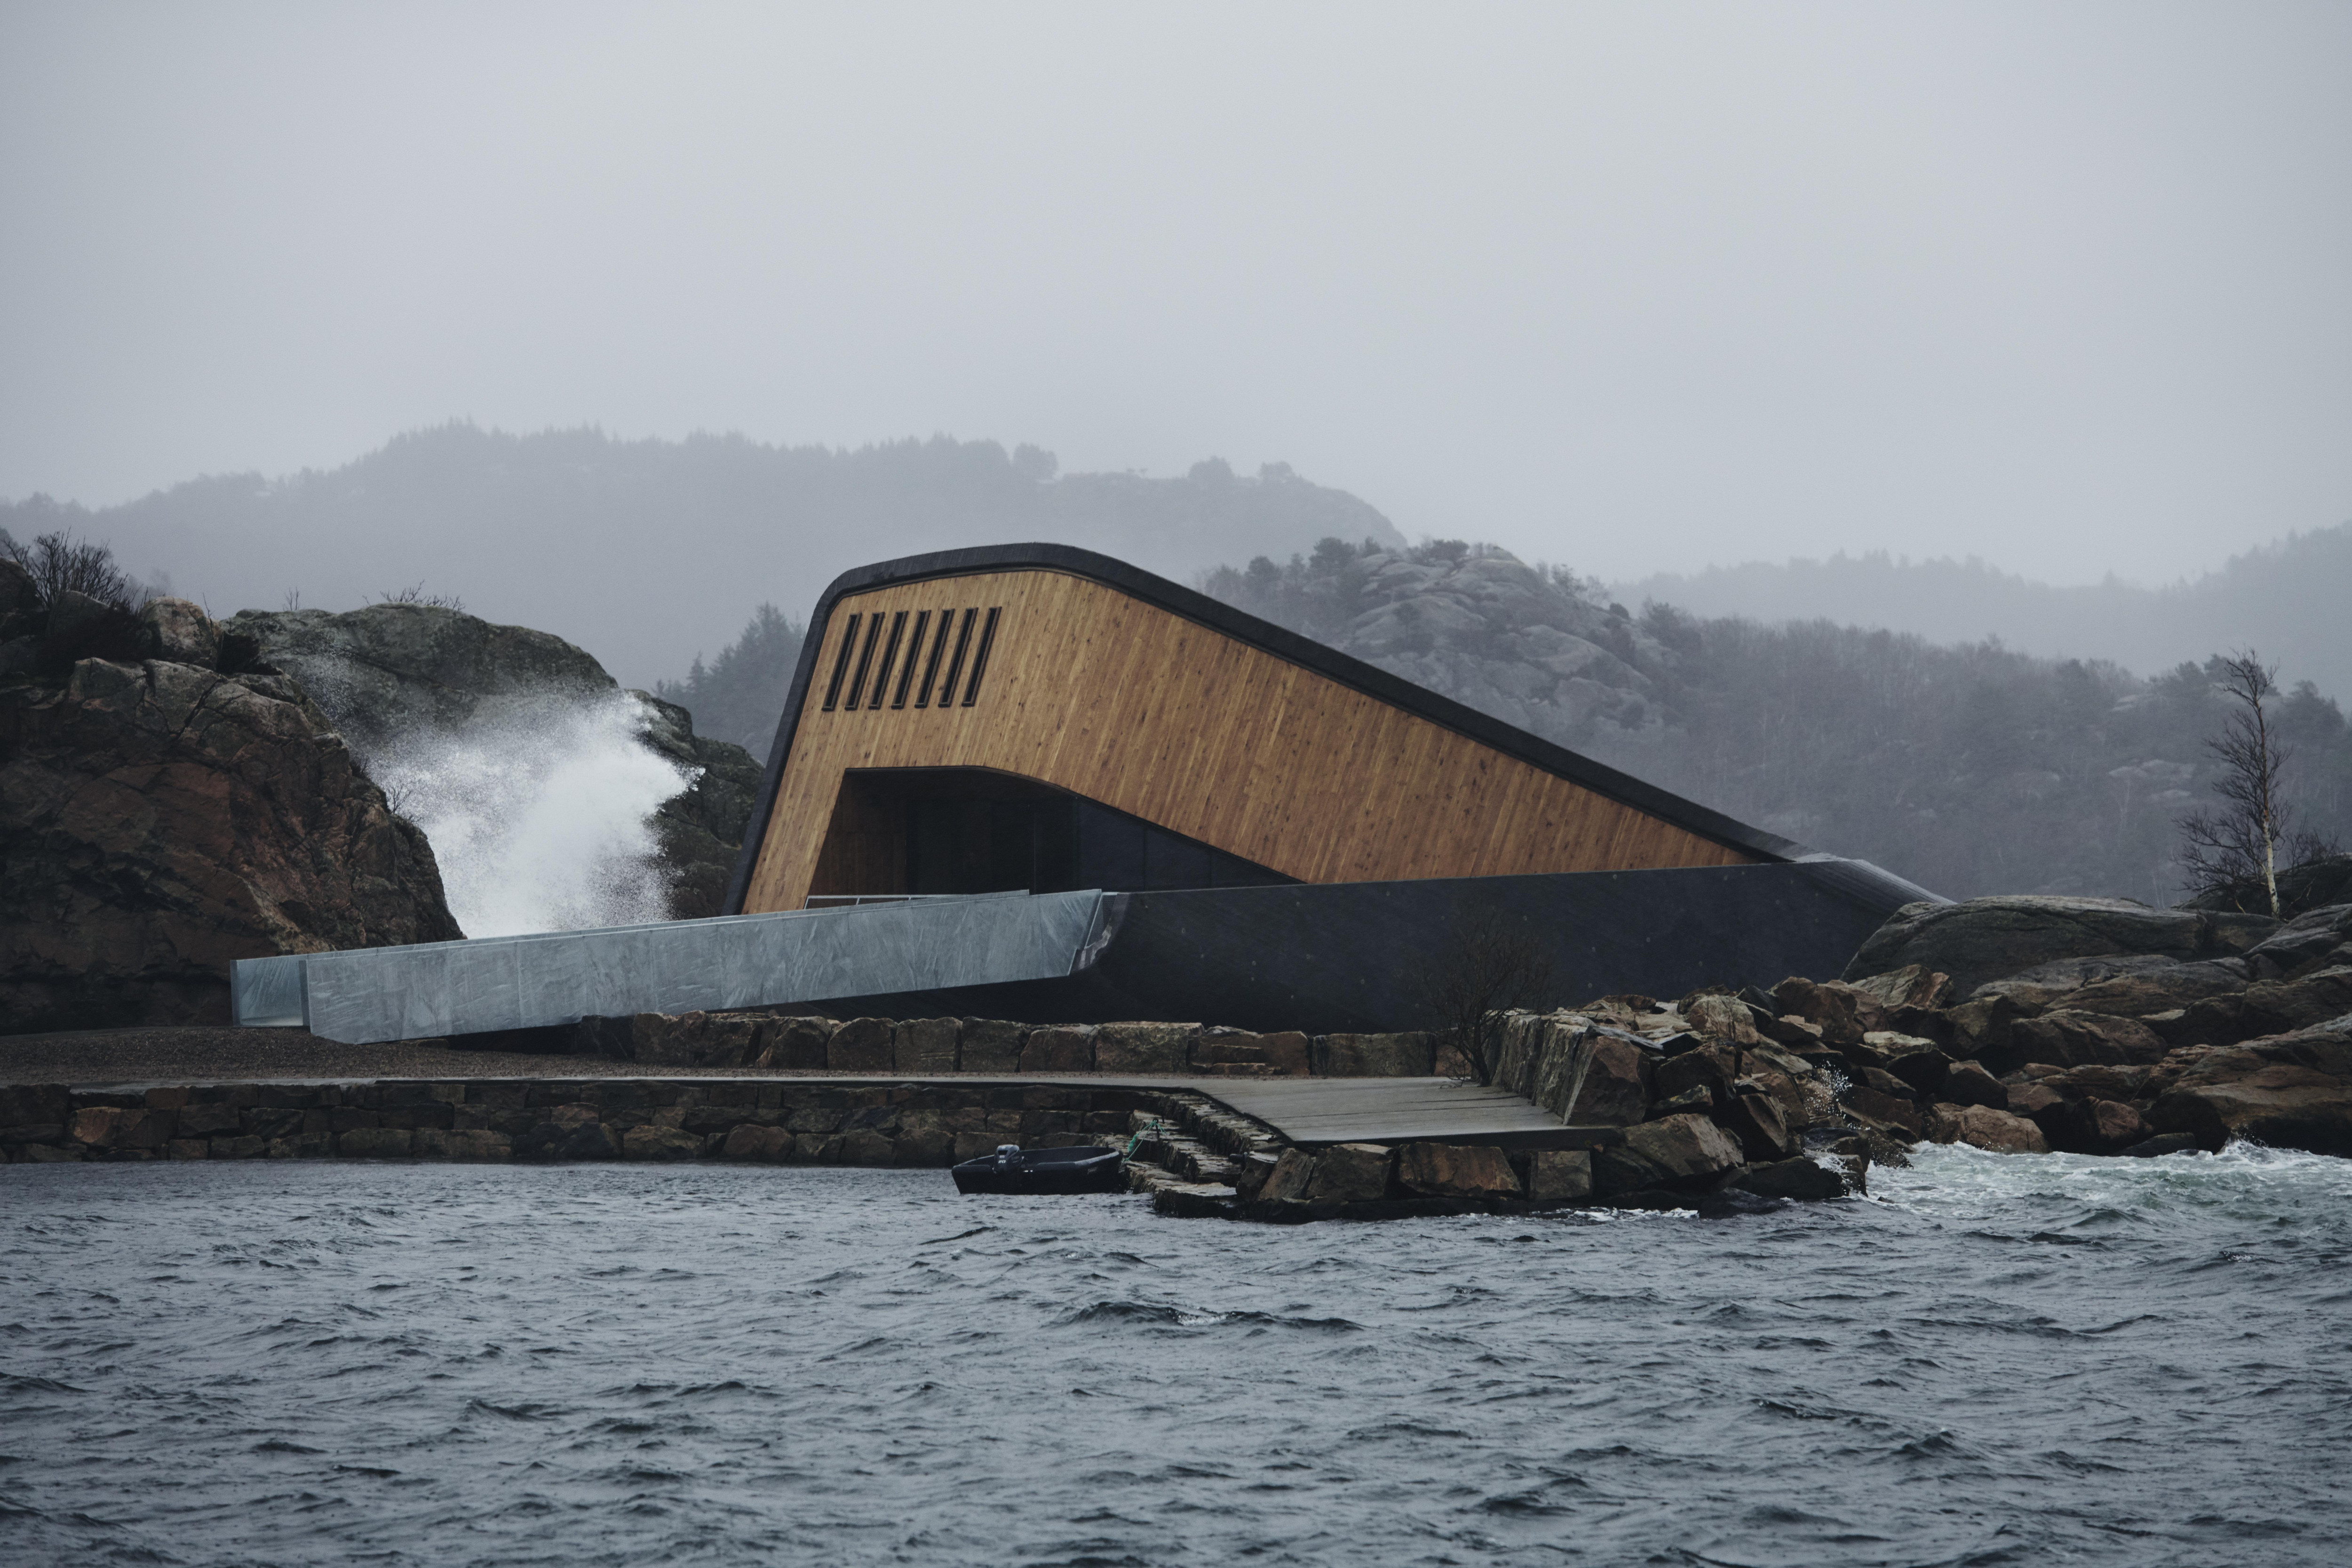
(3, 1), (2347, 588)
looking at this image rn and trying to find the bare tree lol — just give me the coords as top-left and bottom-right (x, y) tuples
(2176, 650), (2333, 916)
(1415, 907), (1554, 1085)
(2, 529), (148, 613)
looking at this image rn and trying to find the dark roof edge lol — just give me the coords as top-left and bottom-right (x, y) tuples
(725, 541), (1813, 914)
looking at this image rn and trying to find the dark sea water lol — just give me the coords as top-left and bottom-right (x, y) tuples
(4, 1145), (2350, 1567)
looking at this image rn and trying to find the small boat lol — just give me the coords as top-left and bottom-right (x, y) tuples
(951, 1143), (1127, 1196)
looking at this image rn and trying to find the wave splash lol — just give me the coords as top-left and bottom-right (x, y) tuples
(367, 691), (698, 938)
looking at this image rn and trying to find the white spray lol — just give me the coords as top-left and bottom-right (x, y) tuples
(366, 690), (699, 938)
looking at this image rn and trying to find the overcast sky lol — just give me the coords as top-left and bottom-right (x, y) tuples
(3, 2), (2346, 587)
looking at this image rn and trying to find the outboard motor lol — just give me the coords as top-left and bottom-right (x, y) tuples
(994, 1143), (1022, 1169)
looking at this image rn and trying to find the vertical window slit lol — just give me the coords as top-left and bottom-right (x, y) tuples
(867, 610), (908, 709)
(891, 611), (930, 708)
(821, 613), (862, 711)
(960, 606), (1002, 707)
(842, 612), (884, 710)
(913, 608), (952, 708)
(937, 608), (977, 707)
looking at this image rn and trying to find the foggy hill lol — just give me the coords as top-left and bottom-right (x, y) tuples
(1618, 525), (2352, 702)
(0, 423), (1405, 689)
(1204, 540), (2352, 905)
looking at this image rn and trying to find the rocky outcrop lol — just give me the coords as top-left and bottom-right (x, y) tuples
(2144, 1019), (2352, 1155)
(1, 582), (460, 1031)
(1843, 895), (2276, 995)
(1804, 896), (2352, 1160)
(224, 603), (762, 919)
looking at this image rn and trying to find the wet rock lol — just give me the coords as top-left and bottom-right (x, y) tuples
(838, 1129), (897, 1166)
(2079, 1098), (2153, 1154)
(1094, 1021), (1195, 1074)
(1847, 964), (1954, 1011)
(1303, 1142), (1393, 1202)
(1846, 895), (2276, 995)
(1396, 1142), (1521, 1199)
(1772, 977), (1879, 1047)
(1259, 1146), (1317, 1202)
(2010, 1010), (2168, 1067)
(0, 1085), (70, 1129)
(1654, 1042), (1737, 1106)
(2145, 1025), (2352, 1156)
(1945, 994), (2020, 1069)
(1652, 1085), (1712, 1116)
(2052, 959), (2255, 1019)
(1882, 1045), (1952, 1096)
(815, 1018), (885, 1073)
(556, 1122), (622, 1160)
(2244, 904), (2352, 979)
(167, 1138), (208, 1160)
(1683, 993), (1760, 1045)
(1553, 1029), (1653, 1124)
(2119, 1131), (2207, 1158)
(1315, 1031), (1436, 1076)
(892, 1127), (956, 1165)
(413, 1128), (509, 1160)
(1730, 1156), (1848, 1202)
(1019, 1025), (1095, 1074)
(1698, 1187), (1789, 1218)
(136, 597), (222, 668)
(68, 1106), (168, 1150)
(1620, 1113), (1744, 1187)
(1940, 1060), (2009, 1109)
(758, 1016), (835, 1072)
(173, 1103), (242, 1138)
(1257, 1030), (1312, 1077)
(210, 1134), (267, 1159)
(1232, 1150), (1282, 1199)
(957, 1018), (1025, 1073)
(1, 624), (461, 1028)
(1839, 1084), (1923, 1138)
(1524, 1148), (1592, 1202)
(1945, 1105), (2049, 1154)
(338, 1127), (413, 1158)
(1714, 1091), (1796, 1162)
(1592, 1144), (1671, 1197)
(2182, 967), (2352, 1048)
(622, 1126), (705, 1161)
(891, 1017), (959, 1074)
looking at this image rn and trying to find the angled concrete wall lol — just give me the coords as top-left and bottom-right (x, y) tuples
(235, 892), (1107, 1045)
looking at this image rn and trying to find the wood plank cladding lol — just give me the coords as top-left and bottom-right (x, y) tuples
(742, 567), (1758, 913)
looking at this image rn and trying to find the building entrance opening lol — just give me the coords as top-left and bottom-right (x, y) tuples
(807, 768), (1293, 903)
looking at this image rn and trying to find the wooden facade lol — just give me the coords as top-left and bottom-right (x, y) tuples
(731, 547), (1795, 915)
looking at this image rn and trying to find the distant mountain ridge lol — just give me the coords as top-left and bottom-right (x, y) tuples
(0, 423), (1405, 688)
(1619, 525), (2352, 698)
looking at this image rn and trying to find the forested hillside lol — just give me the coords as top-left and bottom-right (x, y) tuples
(1620, 524), (2352, 702)
(1203, 540), (2352, 904)
(0, 424), (1403, 689)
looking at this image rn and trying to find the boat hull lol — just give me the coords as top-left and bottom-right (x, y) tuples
(951, 1146), (1127, 1195)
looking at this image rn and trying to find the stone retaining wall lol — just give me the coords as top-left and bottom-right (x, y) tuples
(0, 1078), (1224, 1167)
(557, 1012), (1457, 1078)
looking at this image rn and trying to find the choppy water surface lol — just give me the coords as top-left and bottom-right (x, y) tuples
(5, 1146), (2350, 1567)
